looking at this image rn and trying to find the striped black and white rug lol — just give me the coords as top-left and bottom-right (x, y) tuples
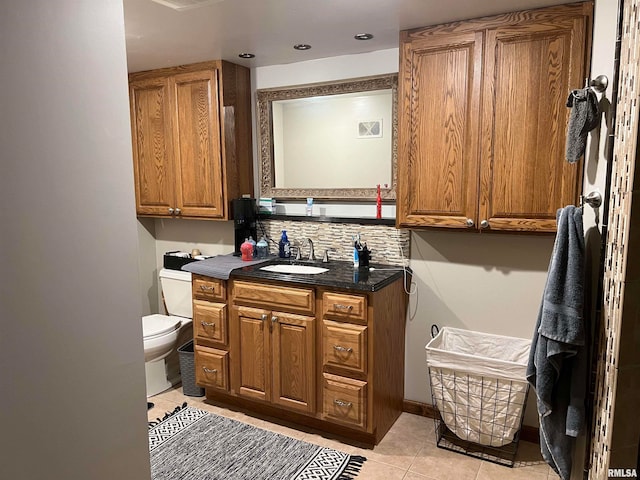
(148, 404), (366, 480)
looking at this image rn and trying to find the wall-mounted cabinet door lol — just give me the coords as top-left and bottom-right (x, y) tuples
(478, 17), (587, 232)
(397, 31), (483, 229)
(129, 77), (176, 216)
(172, 69), (225, 218)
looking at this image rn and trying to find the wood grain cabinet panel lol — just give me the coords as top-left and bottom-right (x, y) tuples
(479, 18), (587, 231)
(192, 275), (226, 302)
(397, 2), (592, 232)
(129, 77), (176, 216)
(271, 312), (315, 413)
(322, 373), (367, 429)
(323, 320), (367, 376)
(193, 300), (227, 345)
(235, 305), (271, 402)
(233, 280), (315, 316)
(172, 70), (224, 218)
(321, 292), (367, 324)
(128, 60), (253, 220)
(195, 345), (229, 392)
(397, 32), (482, 228)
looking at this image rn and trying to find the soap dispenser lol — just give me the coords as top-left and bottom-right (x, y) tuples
(256, 236), (269, 259)
(278, 230), (291, 258)
(248, 236), (257, 258)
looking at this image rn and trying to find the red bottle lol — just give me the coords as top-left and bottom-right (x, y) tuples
(240, 238), (254, 261)
(376, 184), (382, 219)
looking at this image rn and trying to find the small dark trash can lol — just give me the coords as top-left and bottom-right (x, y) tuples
(177, 340), (205, 397)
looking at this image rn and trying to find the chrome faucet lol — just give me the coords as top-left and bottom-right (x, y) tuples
(307, 238), (316, 261)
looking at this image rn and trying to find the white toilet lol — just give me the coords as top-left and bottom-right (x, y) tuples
(142, 268), (193, 397)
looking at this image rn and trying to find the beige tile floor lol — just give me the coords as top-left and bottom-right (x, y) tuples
(148, 385), (559, 480)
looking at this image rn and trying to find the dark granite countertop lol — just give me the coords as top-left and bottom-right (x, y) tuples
(229, 258), (410, 292)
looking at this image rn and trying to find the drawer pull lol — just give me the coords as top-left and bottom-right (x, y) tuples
(200, 321), (216, 327)
(202, 367), (218, 374)
(200, 285), (215, 292)
(334, 304), (353, 311)
(334, 399), (352, 408)
(333, 345), (353, 353)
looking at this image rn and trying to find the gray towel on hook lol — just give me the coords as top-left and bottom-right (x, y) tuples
(526, 205), (586, 480)
(565, 88), (600, 163)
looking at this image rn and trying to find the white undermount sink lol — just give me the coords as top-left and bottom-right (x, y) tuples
(260, 264), (329, 275)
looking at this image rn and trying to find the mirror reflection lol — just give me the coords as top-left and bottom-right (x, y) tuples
(257, 74), (397, 201)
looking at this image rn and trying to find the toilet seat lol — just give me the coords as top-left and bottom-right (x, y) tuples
(143, 314), (181, 340)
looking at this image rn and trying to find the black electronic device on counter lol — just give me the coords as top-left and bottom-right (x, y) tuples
(232, 197), (257, 256)
(163, 251), (197, 271)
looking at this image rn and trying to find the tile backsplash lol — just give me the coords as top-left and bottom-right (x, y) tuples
(257, 219), (410, 266)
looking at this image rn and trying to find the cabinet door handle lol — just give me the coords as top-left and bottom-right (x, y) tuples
(466, 218), (474, 227)
(271, 316), (278, 323)
(168, 207), (174, 214)
(333, 345), (353, 353)
(175, 208), (182, 215)
(261, 314), (268, 321)
(480, 219), (490, 229)
(200, 321), (215, 327)
(200, 285), (215, 292)
(202, 367), (218, 374)
(333, 399), (352, 408)
(333, 304), (353, 311)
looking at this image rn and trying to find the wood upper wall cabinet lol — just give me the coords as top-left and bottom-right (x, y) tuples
(129, 60), (253, 219)
(397, 2), (593, 232)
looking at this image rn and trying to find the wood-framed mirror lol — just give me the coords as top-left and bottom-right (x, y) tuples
(256, 73), (398, 201)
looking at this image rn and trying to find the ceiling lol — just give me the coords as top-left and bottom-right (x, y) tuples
(124, 0), (574, 73)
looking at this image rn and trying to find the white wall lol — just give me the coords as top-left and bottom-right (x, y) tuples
(0, 2), (150, 479)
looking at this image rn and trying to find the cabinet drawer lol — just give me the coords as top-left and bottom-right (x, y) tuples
(193, 300), (227, 346)
(323, 320), (367, 375)
(193, 275), (226, 302)
(322, 373), (367, 429)
(195, 345), (229, 391)
(233, 280), (314, 315)
(322, 292), (367, 324)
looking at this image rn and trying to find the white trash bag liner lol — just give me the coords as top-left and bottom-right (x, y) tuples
(426, 327), (531, 447)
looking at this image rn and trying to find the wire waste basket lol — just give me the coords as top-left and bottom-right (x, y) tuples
(426, 326), (531, 467)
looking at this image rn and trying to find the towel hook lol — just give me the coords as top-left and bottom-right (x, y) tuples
(581, 191), (602, 209)
(589, 75), (609, 93)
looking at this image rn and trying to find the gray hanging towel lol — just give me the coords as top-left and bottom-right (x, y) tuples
(565, 88), (600, 163)
(526, 205), (587, 480)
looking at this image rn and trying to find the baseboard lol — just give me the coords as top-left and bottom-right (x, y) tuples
(402, 399), (539, 444)
(519, 425), (539, 444)
(403, 399), (438, 418)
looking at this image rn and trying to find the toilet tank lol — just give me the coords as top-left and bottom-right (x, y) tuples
(159, 268), (193, 318)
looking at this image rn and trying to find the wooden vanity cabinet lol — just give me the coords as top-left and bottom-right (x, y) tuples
(129, 60), (253, 219)
(192, 274), (407, 445)
(397, 2), (593, 232)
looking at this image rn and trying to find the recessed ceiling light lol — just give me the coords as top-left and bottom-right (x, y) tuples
(354, 33), (374, 40)
(293, 44), (312, 51)
(150, 0), (224, 11)
(238, 53), (255, 59)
